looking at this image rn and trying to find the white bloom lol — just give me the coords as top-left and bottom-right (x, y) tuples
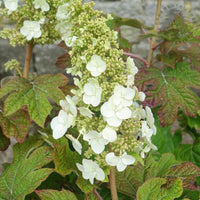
(145, 106), (156, 135)
(33, 0), (49, 12)
(56, 3), (70, 20)
(78, 107), (93, 118)
(83, 130), (108, 154)
(50, 110), (73, 139)
(132, 107), (146, 120)
(113, 85), (135, 106)
(141, 121), (153, 140)
(86, 55), (106, 77)
(76, 159), (105, 184)
(20, 21), (41, 40)
(138, 91), (146, 102)
(126, 57), (138, 86)
(106, 152), (135, 172)
(65, 134), (82, 155)
(60, 95), (77, 118)
(101, 126), (117, 142)
(101, 96), (132, 127)
(83, 78), (102, 107)
(140, 142), (157, 158)
(3, 0), (18, 13)
(62, 35), (77, 47)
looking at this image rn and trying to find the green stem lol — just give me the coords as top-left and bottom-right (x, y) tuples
(110, 167), (118, 200)
(147, 0), (162, 66)
(23, 43), (34, 79)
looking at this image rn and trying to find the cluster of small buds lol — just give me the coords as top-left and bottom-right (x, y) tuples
(0, 0), (64, 46)
(50, 0), (157, 184)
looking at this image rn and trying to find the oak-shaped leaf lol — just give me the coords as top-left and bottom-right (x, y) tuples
(0, 108), (30, 143)
(0, 74), (68, 127)
(0, 137), (53, 200)
(136, 178), (183, 200)
(115, 153), (200, 198)
(135, 62), (200, 126)
(115, 153), (178, 198)
(36, 189), (78, 200)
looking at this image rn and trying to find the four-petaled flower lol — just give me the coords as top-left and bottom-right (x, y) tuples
(3, 0), (18, 14)
(50, 110), (74, 139)
(106, 152), (135, 172)
(86, 55), (106, 77)
(50, 95), (77, 139)
(20, 20), (42, 40)
(83, 78), (102, 107)
(33, 0), (50, 12)
(56, 3), (70, 20)
(76, 159), (105, 184)
(83, 127), (117, 154)
(101, 96), (132, 127)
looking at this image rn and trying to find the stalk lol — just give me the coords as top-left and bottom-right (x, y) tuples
(110, 167), (118, 200)
(147, 0), (162, 66)
(23, 43), (34, 79)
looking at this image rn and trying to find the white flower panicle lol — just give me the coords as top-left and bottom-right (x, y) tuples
(20, 20), (42, 40)
(33, 0), (50, 12)
(3, 0), (18, 14)
(76, 159), (105, 184)
(51, 0), (157, 184)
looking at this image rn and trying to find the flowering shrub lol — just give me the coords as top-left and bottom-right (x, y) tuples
(0, 0), (200, 199)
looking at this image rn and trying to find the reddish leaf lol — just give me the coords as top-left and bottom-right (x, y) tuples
(0, 108), (30, 143)
(135, 62), (200, 126)
(165, 162), (200, 190)
(55, 53), (71, 69)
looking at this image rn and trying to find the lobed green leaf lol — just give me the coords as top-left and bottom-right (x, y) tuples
(0, 137), (53, 200)
(135, 62), (200, 126)
(0, 74), (68, 127)
(137, 178), (183, 200)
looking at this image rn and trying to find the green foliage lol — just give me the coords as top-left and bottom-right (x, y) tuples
(0, 74), (68, 127)
(137, 178), (183, 200)
(0, 137), (53, 200)
(115, 153), (200, 199)
(141, 15), (200, 43)
(136, 62), (200, 126)
(36, 189), (78, 200)
(0, 126), (10, 151)
(174, 138), (200, 168)
(0, 108), (30, 142)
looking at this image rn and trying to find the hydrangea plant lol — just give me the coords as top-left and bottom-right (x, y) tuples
(0, 0), (200, 199)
